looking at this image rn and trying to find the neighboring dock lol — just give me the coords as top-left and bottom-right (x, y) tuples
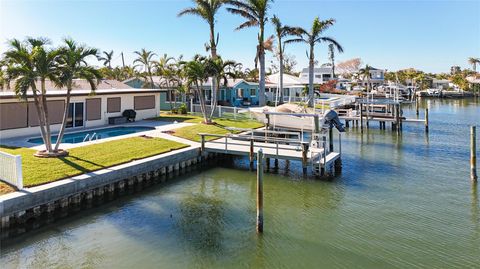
(334, 98), (428, 133)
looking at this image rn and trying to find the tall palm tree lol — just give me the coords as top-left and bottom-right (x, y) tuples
(183, 56), (210, 123)
(286, 17), (343, 107)
(328, 43), (337, 78)
(227, 0), (273, 106)
(271, 15), (295, 103)
(5, 38), (61, 154)
(178, 0), (225, 60)
(178, 0), (226, 109)
(134, 49), (156, 88)
(204, 56), (236, 120)
(99, 50), (114, 69)
(54, 38), (102, 152)
(468, 57), (480, 72)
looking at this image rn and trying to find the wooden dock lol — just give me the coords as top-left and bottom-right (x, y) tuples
(335, 99), (428, 133)
(198, 130), (341, 177)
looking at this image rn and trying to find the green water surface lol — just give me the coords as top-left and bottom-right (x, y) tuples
(1, 99), (479, 269)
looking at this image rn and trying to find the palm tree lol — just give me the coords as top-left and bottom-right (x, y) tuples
(286, 17), (343, 107)
(99, 50), (114, 69)
(328, 43), (337, 78)
(204, 56), (236, 120)
(133, 49), (156, 88)
(227, 0), (273, 106)
(5, 38), (61, 155)
(178, 0), (225, 60)
(54, 38), (102, 152)
(183, 56), (210, 123)
(178, 0), (226, 109)
(271, 15), (295, 104)
(156, 54), (177, 110)
(358, 65), (371, 94)
(468, 57), (480, 72)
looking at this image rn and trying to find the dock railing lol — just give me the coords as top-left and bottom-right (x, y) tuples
(198, 131), (311, 159)
(0, 151), (23, 189)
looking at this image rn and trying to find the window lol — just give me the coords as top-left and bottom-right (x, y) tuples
(315, 75), (322, 78)
(165, 90), (175, 101)
(86, 98), (101, 121)
(134, 95), (155, 110)
(250, 88), (256, 96)
(237, 88), (243, 98)
(107, 97), (121, 113)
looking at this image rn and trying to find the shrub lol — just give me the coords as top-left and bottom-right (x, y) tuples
(178, 104), (187, 114)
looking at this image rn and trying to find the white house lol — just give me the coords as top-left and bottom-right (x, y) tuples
(298, 64), (334, 84)
(356, 67), (385, 87)
(0, 79), (162, 139)
(266, 73), (306, 101)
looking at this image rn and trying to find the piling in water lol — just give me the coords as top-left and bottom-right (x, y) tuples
(472, 126), (478, 182)
(425, 108), (429, 133)
(256, 149), (264, 234)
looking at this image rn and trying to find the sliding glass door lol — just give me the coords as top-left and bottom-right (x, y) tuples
(66, 102), (84, 128)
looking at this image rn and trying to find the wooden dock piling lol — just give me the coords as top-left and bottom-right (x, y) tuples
(256, 149), (264, 234)
(249, 139), (254, 170)
(360, 104), (364, 133)
(329, 127), (334, 152)
(425, 108), (429, 133)
(416, 99), (419, 116)
(301, 143), (309, 176)
(471, 126), (478, 182)
(200, 135), (205, 156)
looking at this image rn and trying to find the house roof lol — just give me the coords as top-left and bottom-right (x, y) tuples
(202, 77), (257, 88)
(467, 75), (480, 84)
(0, 88), (164, 99)
(300, 67), (332, 74)
(22, 79), (133, 90)
(266, 73), (305, 86)
(123, 76), (256, 88)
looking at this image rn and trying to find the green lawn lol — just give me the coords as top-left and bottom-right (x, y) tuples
(172, 124), (231, 142)
(0, 137), (188, 189)
(158, 112), (264, 142)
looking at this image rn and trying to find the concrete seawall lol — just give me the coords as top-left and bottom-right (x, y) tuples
(0, 146), (216, 238)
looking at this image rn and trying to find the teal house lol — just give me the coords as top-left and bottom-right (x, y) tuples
(124, 77), (264, 108)
(201, 78), (262, 107)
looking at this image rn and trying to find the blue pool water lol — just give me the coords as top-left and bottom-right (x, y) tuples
(27, 126), (156, 144)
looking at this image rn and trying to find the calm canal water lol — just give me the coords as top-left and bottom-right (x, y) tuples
(1, 99), (479, 269)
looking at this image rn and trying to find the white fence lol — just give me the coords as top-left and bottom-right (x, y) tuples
(190, 103), (253, 120)
(0, 151), (23, 189)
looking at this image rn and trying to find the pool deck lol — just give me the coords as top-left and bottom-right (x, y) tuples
(0, 120), (198, 149)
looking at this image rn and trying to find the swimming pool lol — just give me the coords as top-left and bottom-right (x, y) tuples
(27, 126), (156, 144)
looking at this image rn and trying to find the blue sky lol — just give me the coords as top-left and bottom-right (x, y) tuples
(1, 0), (479, 73)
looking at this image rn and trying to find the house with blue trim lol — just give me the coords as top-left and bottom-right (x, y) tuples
(201, 78), (262, 107)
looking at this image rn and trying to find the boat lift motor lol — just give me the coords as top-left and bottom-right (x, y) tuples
(323, 109), (345, 132)
(311, 109), (345, 149)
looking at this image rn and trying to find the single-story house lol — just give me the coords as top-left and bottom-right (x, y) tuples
(0, 79), (162, 139)
(266, 73), (306, 101)
(200, 78), (261, 106)
(125, 76), (263, 107)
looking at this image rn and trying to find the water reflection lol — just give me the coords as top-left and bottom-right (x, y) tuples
(3, 236), (105, 269)
(472, 182), (479, 240)
(176, 193), (224, 252)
